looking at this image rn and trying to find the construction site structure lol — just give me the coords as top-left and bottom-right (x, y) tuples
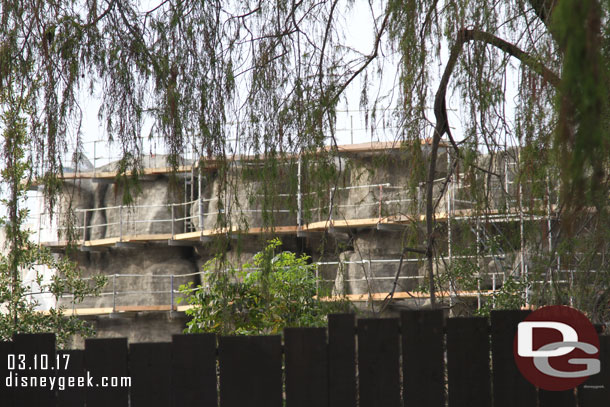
(25, 139), (568, 346)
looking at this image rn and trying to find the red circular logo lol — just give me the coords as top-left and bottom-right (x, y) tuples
(513, 305), (600, 391)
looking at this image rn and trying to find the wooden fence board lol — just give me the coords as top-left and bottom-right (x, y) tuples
(129, 342), (171, 407)
(490, 310), (537, 407)
(447, 317), (491, 407)
(357, 318), (401, 407)
(12, 333), (56, 407)
(328, 313), (356, 407)
(285, 327), (328, 407)
(578, 334), (610, 407)
(56, 350), (85, 407)
(84, 338), (129, 407)
(538, 389), (576, 407)
(0, 341), (14, 407)
(219, 335), (282, 407)
(401, 310), (445, 407)
(171, 334), (217, 407)
(4, 318), (605, 407)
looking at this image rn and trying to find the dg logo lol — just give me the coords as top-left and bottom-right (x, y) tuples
(513, 305), (601, 391)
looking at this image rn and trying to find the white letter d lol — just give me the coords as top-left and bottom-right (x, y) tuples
(518, 321), (577, 357)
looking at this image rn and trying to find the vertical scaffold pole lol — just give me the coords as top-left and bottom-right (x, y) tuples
(112, 274), (117, 313)
(119, 205), (123, 242)
(297, 155), (303, 227)
(170, 275), (174, 310)
(518, 146), (527, 305)
(546, 175), (553, 291)
(378, 185), (383, 222)
(315, 266), (319, 297)
(504, 156), (509, 209)
(82, 210), (87, 245)
(190, 165), (194, 202)
(445, 150), (448, 307)
(171, 204), (175, 239)
(37, 192), (43, 246)
(198, 168), (203, 233)
(329, 187), (334, 222)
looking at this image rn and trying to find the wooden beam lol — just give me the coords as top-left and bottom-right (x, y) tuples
(317, 290), (496, 302)
(114, 305), (175, 312)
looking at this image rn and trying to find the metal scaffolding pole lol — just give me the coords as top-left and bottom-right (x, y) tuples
(82, 210), (87, 244)
(297, 155), (303, 227)
(518, 146), (527, 305)
(504, 156), (509, 209)
(546, 175), (553, 293)
(198, 169), (203, 234)
(447, 151), (454, 308)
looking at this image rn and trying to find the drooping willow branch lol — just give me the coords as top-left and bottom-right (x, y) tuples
(424, 28), (560, 307)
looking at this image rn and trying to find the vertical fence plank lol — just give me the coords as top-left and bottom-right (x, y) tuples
(401, 310), (445, 407)
(0, 341), (14, 407)
(57, 350), (85, 407)
(357, 318), (400, 407)
(490, 310), (536, 407)
(578, 334), (610, 406)
(84, 338), (129, 407)
(171, 334), (217, 407)
(285, 327), (328, 407)
(328, 313), (356, 407)
(447, 317), (491, 407)
(219, 335), (282, 407)
(129, 342), (171, 407)
(13, 333), (56, 407)
(538, 389), (576, 407)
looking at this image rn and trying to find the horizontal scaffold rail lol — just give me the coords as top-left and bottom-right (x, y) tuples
(42, 290), (493, 316)
(41, 205), (557, 250)
(29, 263), (582, 317)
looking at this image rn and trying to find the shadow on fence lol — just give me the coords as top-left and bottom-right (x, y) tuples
(0, 310), (608, 407)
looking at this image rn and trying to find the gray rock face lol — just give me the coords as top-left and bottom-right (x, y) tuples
(58, 180), (95, 241)
(66, 312), (190, 349)
(88, 184), (108, 240)
(336, 156), (418, 220)
(198, 172), (296, 231)
(329, 230), (423, 295)
(98, 178), (186, 238)
(60, 245), (199, 309)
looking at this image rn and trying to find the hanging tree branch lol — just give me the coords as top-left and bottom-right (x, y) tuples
(425, 28), (560, 307)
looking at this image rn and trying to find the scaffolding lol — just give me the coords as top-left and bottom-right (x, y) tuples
(28, 140), (570, 314)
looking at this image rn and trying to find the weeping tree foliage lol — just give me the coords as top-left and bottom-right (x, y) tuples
(1, 1), (609, 318)
(0, 105), (106, 347)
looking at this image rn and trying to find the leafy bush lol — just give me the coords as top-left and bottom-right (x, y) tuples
(180, 238), (351, 335)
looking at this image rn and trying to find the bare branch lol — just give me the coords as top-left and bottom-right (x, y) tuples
(425, 27), (561, 307)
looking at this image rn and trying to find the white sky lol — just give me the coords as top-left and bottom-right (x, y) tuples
(70, 1), (521, 168)
(73, 1), (431, 166)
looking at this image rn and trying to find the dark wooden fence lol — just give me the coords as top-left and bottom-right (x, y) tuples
(1, 310), (608, 407)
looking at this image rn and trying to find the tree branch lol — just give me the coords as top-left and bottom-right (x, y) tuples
(82, 0), (117, 29)
(425, 28), (561, 307)
(329, 8), (390, 104)
(466, 29), (560, 87)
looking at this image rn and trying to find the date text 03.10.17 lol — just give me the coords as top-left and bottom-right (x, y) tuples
(7, 353), (70, 371)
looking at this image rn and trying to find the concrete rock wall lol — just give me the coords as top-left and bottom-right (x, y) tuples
(60, 245), (200, 309)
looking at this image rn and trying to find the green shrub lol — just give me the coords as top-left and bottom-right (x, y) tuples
(180, 238), (351, 335)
